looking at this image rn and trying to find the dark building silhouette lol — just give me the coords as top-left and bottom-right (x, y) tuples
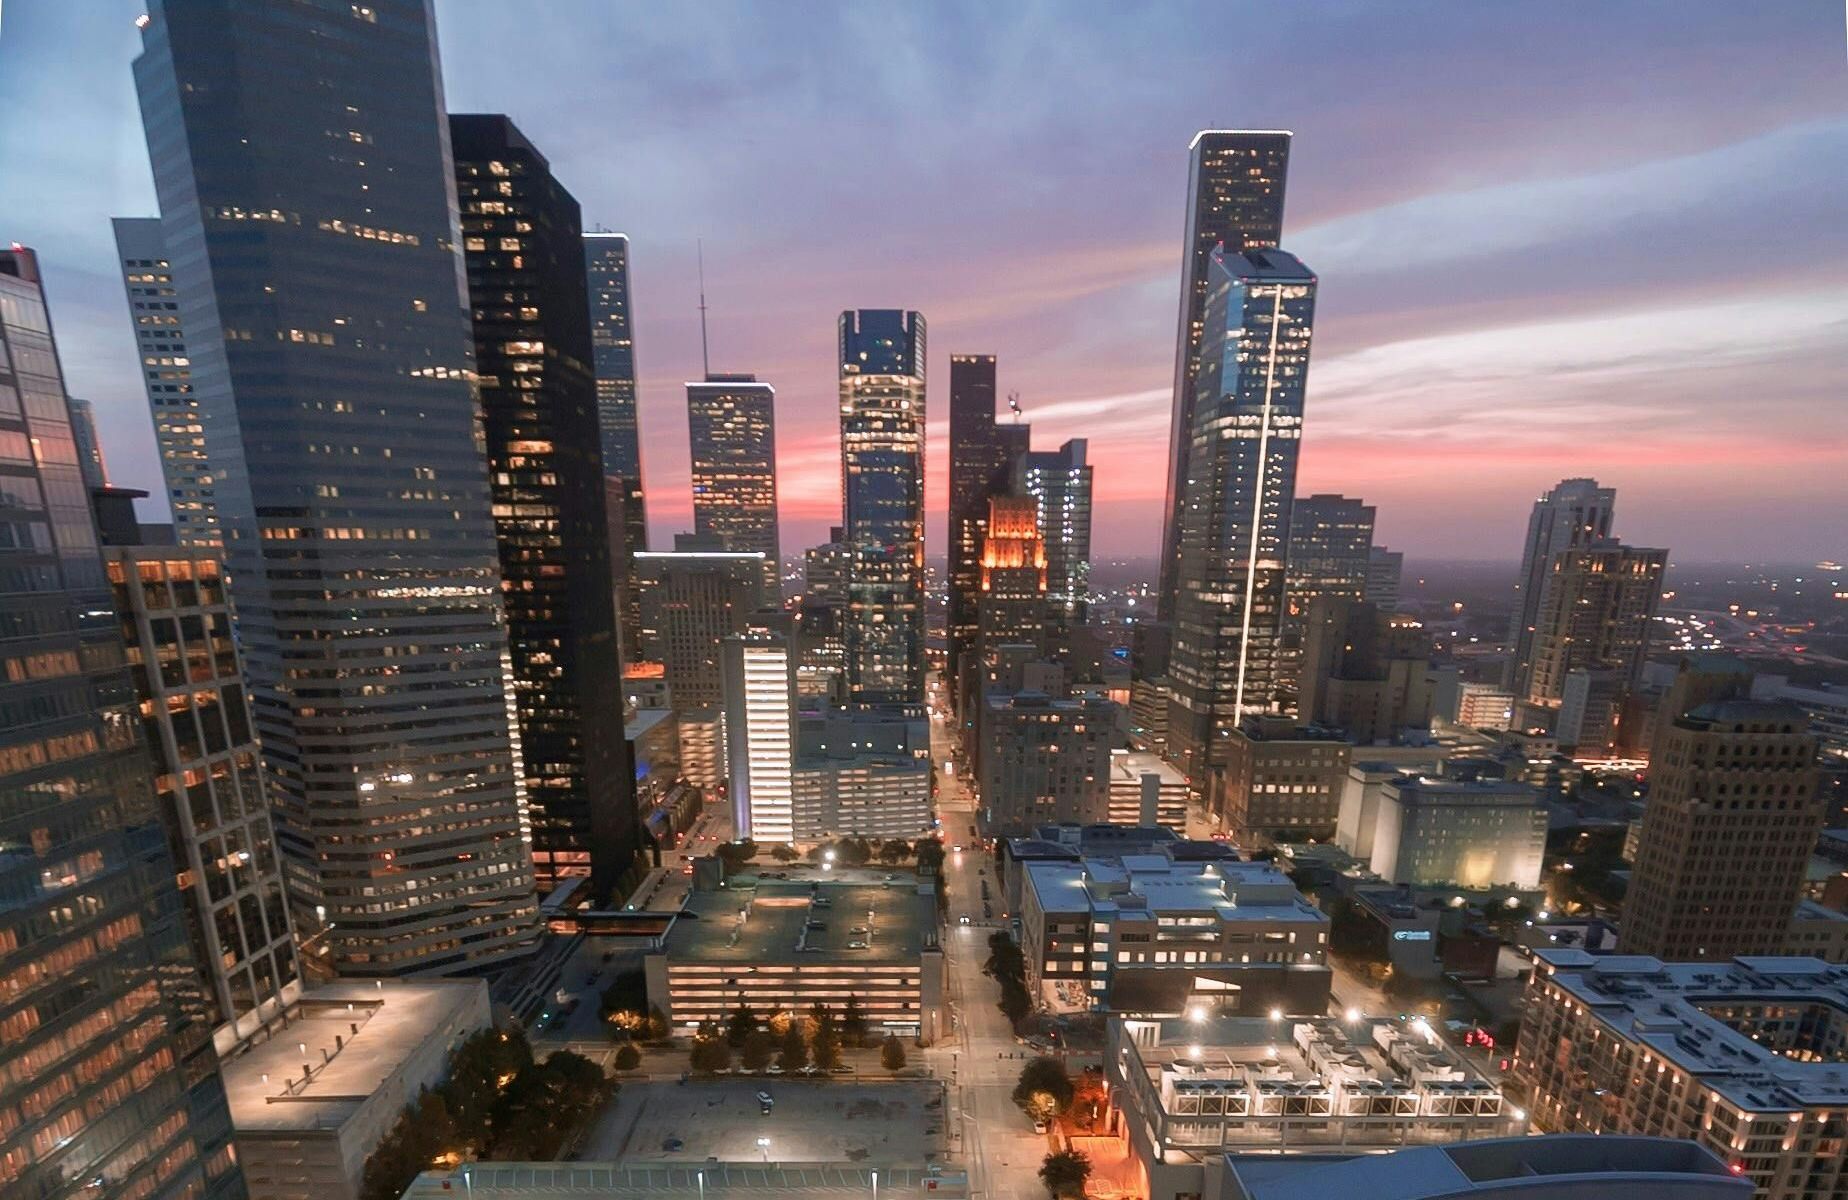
(948, 353), (1029, 704)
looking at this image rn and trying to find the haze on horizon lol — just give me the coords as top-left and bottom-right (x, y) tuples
(3, 0), (1844, 564)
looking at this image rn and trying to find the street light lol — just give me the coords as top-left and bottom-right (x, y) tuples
(756, 1136), (770, 1163)
(872, 1169), (879, 1200)
(697, 1172), (704, 1200)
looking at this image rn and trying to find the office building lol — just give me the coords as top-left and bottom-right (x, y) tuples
(1014, 437), (1092, 644)
(1366, 546), (1404, 612)
(1298, 598), (1433, 743)
(1158, 130), (1291, 621)
(981, 690), (1121, 833)
(688, 373), (780, 599)
(1455, 683), (1516, 731)
(1217, 715), (1352, 844)
(1109, 749), (1190, 831)
(797, 528), (850, 701)
(585, 232), (649, 658)
(1506, 478), (1616, 692)
(1786, 899), (1848, 963)
(1517, 950), (1848, 1200)
(1621, 699), (1823, 960)
(1167, 249), (1318, 793)
(1214, 1137), (1749, 1200)
(1017, 855), (1330, 1014)
(721, 633), (796, 842)
(793, 707), (933, 840)
(1363, 776), (1546, 890)
(948, 353), (1031, 695)
(977, 493), (1048, 656)
(1523, 541), (1666, 722)
(112, 215), (222, 549)
(134, 0), (539, 974)
(66, 395), (108, 489)
(221, 980), (489, 1200)
(452, 114), (636, 896)
(0, 243), (244, 1200)
(105, 544), (303, 1052)
(1106, 1014), (1516, 1200)
(646, 875), (947, 1040)
(839, 309), (927, 705)
(1285, 493), (1374, 631)
(635, 539), (767, 791)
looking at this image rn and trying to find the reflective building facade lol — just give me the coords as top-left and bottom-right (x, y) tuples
(688, 373), (780, 600)
(1, 246), (244, 1200)
(112, 216), (221, 550)
(133, 0), (539, 975)
(947, 353), (1029, 699)
(1167, 248), (1317, 792)
(1158, 130), (1291, 621)
(838, 309), (927, 706)
(452, 114), (637, 898)
(1013, 437), (1092, 639)
(1506, 477), (1615, 694)
(584, 232), (649, 661)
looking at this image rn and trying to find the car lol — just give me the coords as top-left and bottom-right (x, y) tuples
(951, 844), (964, 852)
(846, 940), (868, 949)
(806, 919), (827, 930)
(959, 915), (971, 926)
(830, 1064), (854, 1074)
(849, 925), (868, 934)
(756, 1090), (774, 1104)
(1032, 1120), (1048, 1134)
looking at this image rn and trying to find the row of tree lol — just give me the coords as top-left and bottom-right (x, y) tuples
(984, 930), (1033, 1026)
(686, 1001), (907, 1074)
(360, 1029), (612, 1200)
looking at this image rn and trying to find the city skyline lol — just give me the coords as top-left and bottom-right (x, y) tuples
(6, 2), (1844, 564)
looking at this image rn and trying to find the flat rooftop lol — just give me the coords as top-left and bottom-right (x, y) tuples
(221, 979), (486, 1133)
(406, 1163), (955, 1200)
(662, 876), (933, 963)
(1533, 950), (1848, 1110)
(1024, 857), (1324, 925)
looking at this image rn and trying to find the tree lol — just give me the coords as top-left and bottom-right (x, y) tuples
(777, 1021), (809, 1073)
(725, 1002), (758, 1047)
(715, 839), (759, 877)
(880, 1033), (907, 1073)
(614, 1043), (642, 1071)
(878, 838), (911, 865)
(1038, 1149), (1091, 1199)
(997, 980), (1033, 1027)
(644, 1004), (672, 1043)
(360, 1089), (459, 1200)
(490, 1051), (611, 1161)
(1012, 1057), (1074, 1121)
(770, 843), (800, 862)
(690, 1020), (731, 1074)
(811, 1022), (842, 1072)
(445, 1029), (532, 1149)
(840, 995), (869, 1044)
(741, 1028), (776, 1073)
(915, 839), (945, 877)
(838, 837), (873, 866)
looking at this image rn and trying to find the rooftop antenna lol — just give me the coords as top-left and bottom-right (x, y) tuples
(1007, 390), (1023, 424)
(697, 238), (711, 379)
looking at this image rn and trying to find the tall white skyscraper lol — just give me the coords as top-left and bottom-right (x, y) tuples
(1506, 478), (1616, 692)
(723, 633), (796, 842)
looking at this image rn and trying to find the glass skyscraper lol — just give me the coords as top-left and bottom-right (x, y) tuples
(1167, 247), (1317, 792)
(111, 216), (221, 550)
(584, 232), (649, 661)
(1506, 477), (1616, 694)
(687, 372), (780, 599)
(838, 309), (927, 707)
(1013, 437), (1092, 636)
(133, 0), (538, 975)
(947, 353), (1029, 702)
(451, 114), (638, 899)
(1, 245), (244, 1200)
(1158, 130), (1291, 622)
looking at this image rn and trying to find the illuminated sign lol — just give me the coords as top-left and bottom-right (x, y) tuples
(1392, 929), (1433, 942)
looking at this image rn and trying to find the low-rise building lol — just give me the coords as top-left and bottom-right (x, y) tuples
(1515, 950), (1848, 1200)
(979, 690), (1120, 833)
(1110, 749), (1189, 831)
(223, 980), (491, 1200)
(1018, 855), (1329, 1015)
(1106, 1012), (1516, 1200)
(1215, 716), (1352, 844)
(1785, 899), (1848, 963)
(792, 707), (933, 839)
(1455, 683), (1515, 732)
(1364, 776), (1546, 891)
(646, 874), (946, 1041)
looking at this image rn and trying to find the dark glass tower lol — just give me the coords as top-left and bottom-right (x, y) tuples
(838, 309), (927, 706)
(688, 372), (780, 599)
(584, 232), (649, 661)
(1013, 437), (1092, 647)
(451, 114), (638, 898)
(1158, 130), (1291, 622)
(1167, 248), (1317, 793)
(0, 246), (244, 1200)
(947, 353), (1028, 703)
(133, 0), (539, 975)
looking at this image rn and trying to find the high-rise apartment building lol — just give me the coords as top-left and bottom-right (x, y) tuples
(1298, 597), (1433, 743)
(112, 215), (221, 548)
(1523, 541), (1666, 720)
(1217, 714), (1352, 843)
(1166, 248), (1317, 792)
(1014, 437), (1093, 639)
(1286, 493), (1374, 622)
(452, 114), (637, 896)
(792, 708), (933, 839)
(839, 309), (928, 705)
(1157, 130), (1291, 620)
(980, 691), (1121, 834)
(688, 373), (780, 599)
(105, 543), (301, 1053)
(1507, 478), (1616, 691)
(1621, 699), (1823, 960)
(721, 633), (796, 842)
(1, 244), (244, 1200)
(134, 0), (539, 974)
(948, 353), (1030, 694)
(585, 231), (649, 659)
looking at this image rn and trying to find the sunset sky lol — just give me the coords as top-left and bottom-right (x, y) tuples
(4, 1), (1845, 563)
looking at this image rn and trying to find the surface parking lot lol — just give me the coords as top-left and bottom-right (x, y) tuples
(584, 1078), (948, 1164)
